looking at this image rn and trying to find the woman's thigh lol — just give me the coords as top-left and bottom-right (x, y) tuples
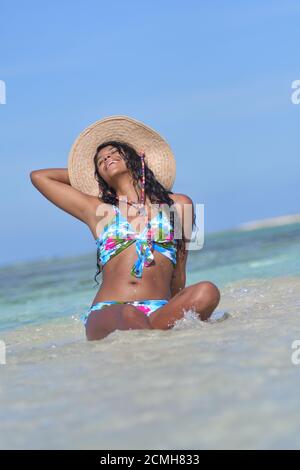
(85, 303), (152, 341)
(148, 281), (221, 330)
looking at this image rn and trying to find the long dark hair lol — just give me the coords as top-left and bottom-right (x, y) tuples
(92, 140), (194, 285)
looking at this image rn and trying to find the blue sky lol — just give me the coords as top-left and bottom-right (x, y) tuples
(1, 0), (299, 265)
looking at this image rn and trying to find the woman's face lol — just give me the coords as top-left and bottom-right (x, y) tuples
(97, 145), (128, 182)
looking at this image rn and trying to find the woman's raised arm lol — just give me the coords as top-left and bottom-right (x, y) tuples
(30, 168), (95, 224)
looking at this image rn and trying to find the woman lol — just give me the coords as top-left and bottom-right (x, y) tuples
(30, 115), (220, 340)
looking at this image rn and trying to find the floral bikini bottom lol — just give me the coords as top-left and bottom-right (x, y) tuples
(80, 299), (169, 326)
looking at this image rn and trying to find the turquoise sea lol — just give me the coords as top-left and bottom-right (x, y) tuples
(0, 222), (300, 449)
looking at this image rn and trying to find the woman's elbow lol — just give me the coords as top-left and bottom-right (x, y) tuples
(30, 170), (41, 182)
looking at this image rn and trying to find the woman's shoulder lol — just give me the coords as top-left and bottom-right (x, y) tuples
(86, 196), (117, 239)
(169, 192), (194, 206)
(168, 193), (194, 225)
(168, 193), (195, 239)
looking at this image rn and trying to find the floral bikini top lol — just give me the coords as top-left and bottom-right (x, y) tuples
(95, 204), (178, 278)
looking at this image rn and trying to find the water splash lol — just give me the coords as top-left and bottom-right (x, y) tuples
(172, 307), (230, 330)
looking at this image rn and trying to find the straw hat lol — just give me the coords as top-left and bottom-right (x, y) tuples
(67, 115), (176, 197)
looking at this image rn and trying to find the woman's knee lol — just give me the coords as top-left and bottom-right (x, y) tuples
(192, 281), (221, 308)
(86, 323), (109, 341)
(85, 305), (123, 341)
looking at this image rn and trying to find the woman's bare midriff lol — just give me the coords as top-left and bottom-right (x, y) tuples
(91, 243), (174, 304)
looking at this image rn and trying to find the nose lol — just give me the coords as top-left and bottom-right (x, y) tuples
(105, 156), (118, 168)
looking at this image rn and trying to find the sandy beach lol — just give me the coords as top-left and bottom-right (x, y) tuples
(0, 220), (300, 449)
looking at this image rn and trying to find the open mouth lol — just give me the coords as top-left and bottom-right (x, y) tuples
(106, 160), (119, 169)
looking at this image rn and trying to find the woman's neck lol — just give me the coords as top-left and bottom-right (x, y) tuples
(115, 179), (143, 204)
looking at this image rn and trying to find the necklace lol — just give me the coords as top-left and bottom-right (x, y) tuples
(116, 196), (147, 216)
(128, 201), (147, 216)
(116, 196), (153, 246)
(115, 153), (153, 244)
(117, 152), (147, 216)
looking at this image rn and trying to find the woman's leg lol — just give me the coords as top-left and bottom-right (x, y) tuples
(85, 303), (152, 341)
(84, 281), (220, 339)
(148, 281), (221, 330)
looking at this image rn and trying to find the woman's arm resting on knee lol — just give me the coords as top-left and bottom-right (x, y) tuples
(170, 193), (194, 297)
(29, 168), (94, 224)
(170, 250), (187, 297)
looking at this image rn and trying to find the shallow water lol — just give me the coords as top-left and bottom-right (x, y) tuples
(0, 223), (300, 449)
